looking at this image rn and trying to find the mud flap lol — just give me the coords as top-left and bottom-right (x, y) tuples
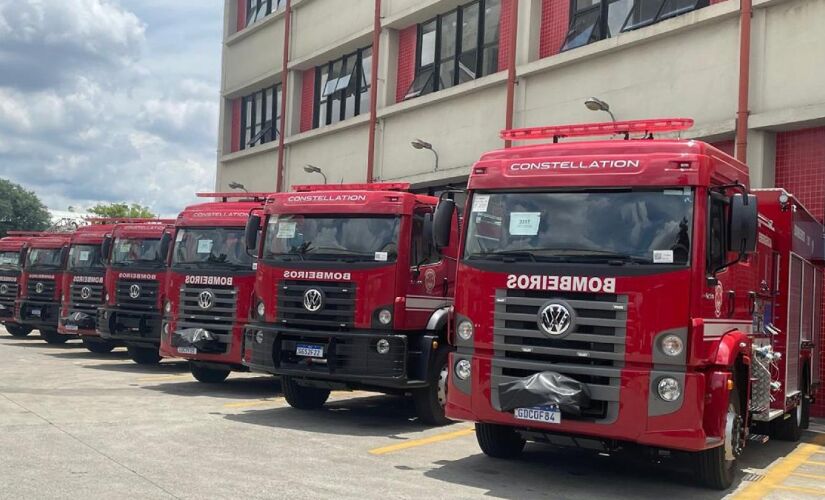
(498, 371), (591, 415)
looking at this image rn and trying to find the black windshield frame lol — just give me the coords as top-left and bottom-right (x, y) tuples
(463, 188), (695, 266)
(110, 237), (165, 269)
(171, 226), (253, 271)
(25, 248), (64, 270)
(67, 244), (105, 272)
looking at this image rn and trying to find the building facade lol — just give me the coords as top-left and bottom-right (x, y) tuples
(217, 0), (825, 413)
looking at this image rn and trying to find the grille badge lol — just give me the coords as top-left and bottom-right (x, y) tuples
(537, 301), (576, 337)
(80, 286), (92, 300)
(0, 284), (7, 295)
(198, 290), (214, 310)
(302, 289), (324, 312)
(35, 282), (44, 294)
(129, 284), (141, 299)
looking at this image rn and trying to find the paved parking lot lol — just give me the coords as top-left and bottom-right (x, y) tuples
(1, 327), (824, 499)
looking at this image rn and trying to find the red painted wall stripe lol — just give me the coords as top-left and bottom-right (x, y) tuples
(539, 0), (569, 59)
(300, 68), (315, 133)
(236, 0), (247, 33)
(396, 25), (418, 103)
(230, 99), (241, 153)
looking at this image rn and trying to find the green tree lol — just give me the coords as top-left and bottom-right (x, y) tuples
(88, 202), (156, 219)
(0, 179), (51, 237)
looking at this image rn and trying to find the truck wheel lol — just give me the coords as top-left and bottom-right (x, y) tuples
(82, 338), (115, 354)
(190, 363), (230, 384)
(476, 423), (526, 459)
(694, 394), (743, 490)
(413, 346), (453, 426)
(127, 345), (161, 365)
(5, 324), (33, 337)
(801, 396), (811, 430)
(771, 403), (802, 442)
(282, 375), (329, 410)
(40, 328), (69, 344)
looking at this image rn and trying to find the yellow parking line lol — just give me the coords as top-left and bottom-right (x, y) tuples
(734, 435), (825, 499)
(774, 485), (825, 496)
(369, 427), (475, 456)
(789, 471), (825, 481)
(805, 460), (825, 466)
(223, 399), (281, 409)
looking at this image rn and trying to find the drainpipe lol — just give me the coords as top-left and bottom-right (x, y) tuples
(276, 0), (292, 192)
(504, 0), (520, 148)
(366, 0), (381, 182)
(735, 0), (752, 163)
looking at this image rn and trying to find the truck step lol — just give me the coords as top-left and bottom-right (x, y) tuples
(748, 434), (770, 444)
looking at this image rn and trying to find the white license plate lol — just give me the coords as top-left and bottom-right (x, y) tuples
(514, 406), (562, 424)
(31, 308), (41, 317)
(296, 343), (324, 358)
(64, 325), (78, 332)
(177, 347), (197, 355)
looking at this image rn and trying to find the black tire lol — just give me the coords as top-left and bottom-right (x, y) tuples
(476, 423), (526, 459)
(5, 324), (33, 337)
(413, 346), (453, 426)
(82, 338), (115, 353)
(771, 402), (802, 442)
(127, 345), (161, 365)
(190, 363), (230, 384)
(40, 328), (69, 344)
(694, 390), (742, 490)
(281, 375), (330, 410)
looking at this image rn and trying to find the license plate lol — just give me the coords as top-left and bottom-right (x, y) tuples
(514, 405), (561, 424)
(64, 325), (78, 332)
(177, 347), (197, 355)
(296, 343), (324, 358)
(31, 308), (41, 317)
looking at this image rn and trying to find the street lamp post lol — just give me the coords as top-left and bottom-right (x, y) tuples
(411, 139), (439, 172)
(304, 165), (328, 184)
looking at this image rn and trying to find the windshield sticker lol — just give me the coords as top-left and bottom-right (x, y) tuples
(472, 195), (490, 213)
(509, 212), (541, 236)
(374, 251), (388, 262)
(653, 250), (674, 264)
(79, 251), (90, 261)
(197, 240), (214, 254)
(176, 231), (184, 242)
(277, 222), (297, 239)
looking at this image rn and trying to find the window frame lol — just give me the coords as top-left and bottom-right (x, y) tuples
(246, 0), (286, 28)
(706, 192), (729, 275)
(239, 83), (282, 151)
(410, 210), (442, 268)
(312, 46), (372, 129)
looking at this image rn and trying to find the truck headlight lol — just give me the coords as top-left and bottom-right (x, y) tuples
(164, 300), (171, 314)
(378, 309), (392, 325)
(660, 335), (684, 357)
(376, 339), (390, 354)
(254, 330), (264, 344)
(105, 293), (110, 302)
(457, 320), (474, 341)
(163, 322), (170, 335)
(256, 301), (265, 318)
(455, 359), (471, 380)
(657, 377), (681, 402)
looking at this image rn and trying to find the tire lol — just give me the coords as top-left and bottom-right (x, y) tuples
(771, 402), (802, 442)
(5, 324), (33, 337)
(476, 423), (526, 459)
(190, 363), (230, 384)
(281, 375), (330, 410)
(694, 390), (743, 490)
(127, 345), (161, 365)
(82, 338), (115, 354)
(413, 346), (453, 426)
(801, 396), (811, 430)
(40, 328), (69, 345)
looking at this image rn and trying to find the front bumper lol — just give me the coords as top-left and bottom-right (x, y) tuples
(446, 353), (713, 452)
(15, 299), (60, 328)
(58, 308), (99, 336)
(159, 322), (246, 369)
(243, 323), (436, 390)
(0, 302), (14, 319)
(97, 306), (162, 347)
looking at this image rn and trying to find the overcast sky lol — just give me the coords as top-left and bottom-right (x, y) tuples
(0, 0), (223, 217)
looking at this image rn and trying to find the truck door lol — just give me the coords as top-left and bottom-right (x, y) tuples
(813, 269), (822, 387)
(405, 209), (452, 327)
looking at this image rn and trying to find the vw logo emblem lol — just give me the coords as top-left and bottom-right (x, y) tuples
(0, 284), (7, 295)
(129, 284), (141, 299)
(35, 282), (44, 294)
(538, 301), (575, 337)
(198, 290), (214, 310)
(80, 286), (92, 300)
(303, 288), (324, 312)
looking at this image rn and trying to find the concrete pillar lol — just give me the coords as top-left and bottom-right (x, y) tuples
(285, 69), (302, 137)
(378, 28), (398, 109)
(745, 129), (776, 189)
(517, 0), (542, 66)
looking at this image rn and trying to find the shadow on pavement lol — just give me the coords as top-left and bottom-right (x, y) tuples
(224, 393), (430, 437)
(45, 349), (130, 361)
(0, 339), (84, 349)
(81, 360), (189, 374)
(142, 376), (282, 400)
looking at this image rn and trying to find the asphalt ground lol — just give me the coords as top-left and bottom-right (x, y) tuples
(1, 326), (823, 499)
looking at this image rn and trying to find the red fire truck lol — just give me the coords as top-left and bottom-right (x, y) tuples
(159, 193), (269, 383)
(436, 119), (824, 489)
(97, 220), (174, 364)
(242, 183), (459, 424)
(0, 232), (45, 337)
(15, 232), (74, 344)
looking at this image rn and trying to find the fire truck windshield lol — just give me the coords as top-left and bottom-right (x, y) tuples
(25, 248), (63, 270)
(264, 215), (400, 262)
(0, 251), (20, 270)
(111, 238), (164, 268)
(464, 189), (694, 265)
(68, 244), (104, 271)
(171, 227), (252, 270)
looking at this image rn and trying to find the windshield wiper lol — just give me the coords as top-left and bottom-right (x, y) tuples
(469, 251), (537, 262)
(535, 248), (653, 264)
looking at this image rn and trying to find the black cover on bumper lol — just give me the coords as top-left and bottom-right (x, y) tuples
(498, 371), (592, 415)
(97, 307), (162, 346)
(172, 328), (231, 354)
(61, 310), (97, 332)
(16, 300), (60, 328)
(244, 324), (435, 389)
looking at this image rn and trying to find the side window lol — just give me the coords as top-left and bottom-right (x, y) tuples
(411, 213), (441, 267)
(707, 195), (727, 274)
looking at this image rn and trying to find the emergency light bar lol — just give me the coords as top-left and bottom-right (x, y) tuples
(86, 218), (163, 225)
(501, 118), (694, 143)
(293, 183), (411, 193)
(197, 192), (273, 202)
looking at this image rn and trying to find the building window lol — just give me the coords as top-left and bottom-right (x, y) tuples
(404, 0), (501, 100)
(313, 46), (372, 128)
(240, 84), (282, 150)
(562, 0), (708, 51)
(246, 0), (286, 27)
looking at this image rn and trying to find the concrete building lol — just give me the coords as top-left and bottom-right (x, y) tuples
(216, 0), (825, 411)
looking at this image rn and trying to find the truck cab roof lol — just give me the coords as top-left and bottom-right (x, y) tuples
(176, 195), (270, 227)
(25, 233), (72, 250)
(266, 184), (438, 215)
(110, 221), (174, 239)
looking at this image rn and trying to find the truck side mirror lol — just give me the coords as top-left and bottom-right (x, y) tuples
(245, 214), (261, 252)
(159, 233), (172, 261)
(728, 193), (758, 255)
(433, 200), (455, 250)
(101, 236), (112, 262)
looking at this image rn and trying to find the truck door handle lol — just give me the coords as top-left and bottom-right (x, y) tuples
(727, 290), (735, 317)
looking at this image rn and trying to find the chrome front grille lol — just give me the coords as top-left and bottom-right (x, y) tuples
(70, 283), (104, 312)
(27, 279), (55, 300)
(277, 280), (356, 330)
(176, 285), (237, 336)
(116, 280), (159, 312)
(0, 282), (19, 309)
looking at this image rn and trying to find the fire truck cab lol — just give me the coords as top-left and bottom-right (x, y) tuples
(243, 183), (459, 424)
(0, 232), (44, 337)
(159, 193), (270, 383)
(98, 220), (174, 364)
(436, 119), (824, 489)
